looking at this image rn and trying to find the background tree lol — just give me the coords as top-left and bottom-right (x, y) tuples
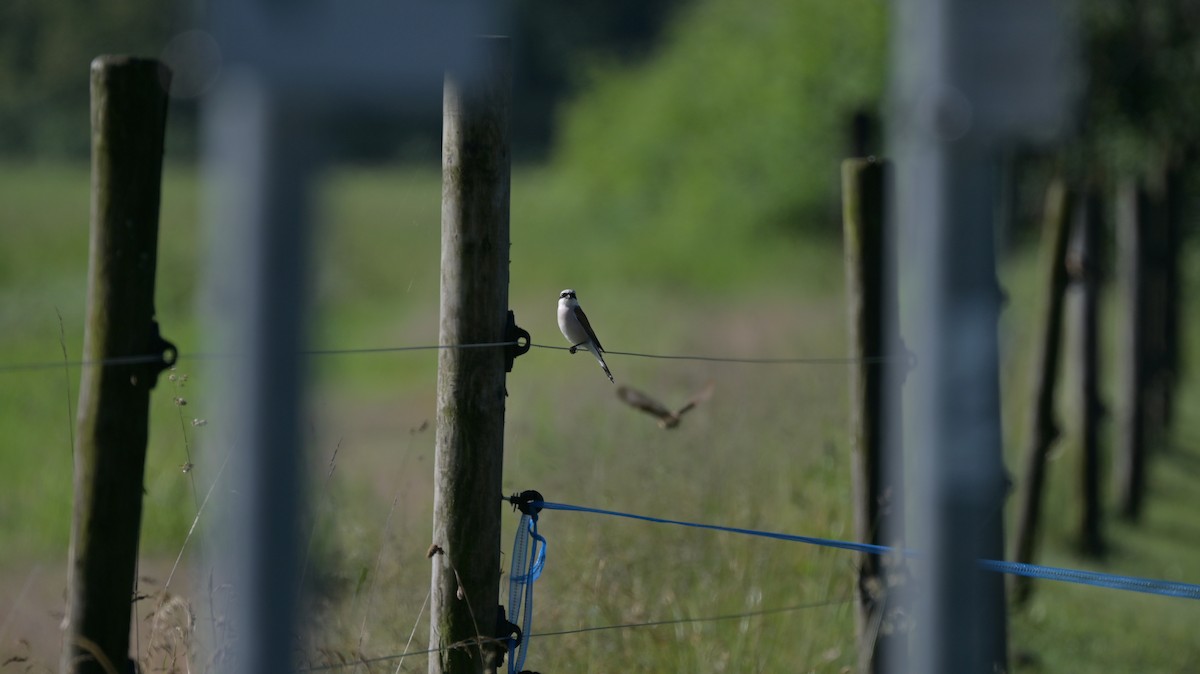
(0, 0), (683, 161)
(551, 0), (886, 242)
(0, 0), (180, 157)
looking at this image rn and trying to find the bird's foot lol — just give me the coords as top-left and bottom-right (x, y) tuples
(569, 342), (584, 354)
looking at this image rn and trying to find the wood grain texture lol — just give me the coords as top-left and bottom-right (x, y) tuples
(430, 37), (512, 674)
(63, 55), (171, 674)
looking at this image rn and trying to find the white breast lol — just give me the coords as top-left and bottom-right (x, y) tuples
(558, 300), (589, 345)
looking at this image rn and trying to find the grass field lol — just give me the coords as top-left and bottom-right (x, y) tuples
(1, 161), (1198, 672)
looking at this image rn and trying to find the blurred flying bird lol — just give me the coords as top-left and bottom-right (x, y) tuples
(557, 288), (614, 383)
(617, 380), (715, 429)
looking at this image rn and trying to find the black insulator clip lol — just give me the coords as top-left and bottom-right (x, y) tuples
(496, 605), (522, 648)
(147, 320), (177, 388)
(505, 310), (531, 373)
(505, 490), (544, 516)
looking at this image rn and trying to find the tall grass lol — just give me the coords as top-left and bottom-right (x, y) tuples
(0, 163), (1197, 672)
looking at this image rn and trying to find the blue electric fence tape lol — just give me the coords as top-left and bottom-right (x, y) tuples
(534, 500), (1200, 601)
(507, 494), (548, 674)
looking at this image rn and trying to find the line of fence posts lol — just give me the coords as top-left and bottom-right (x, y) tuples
(61, 55), (173, 674)
(841, 157), (907, 674)
(1009, 158), (1187, 601)
(839, 144), (1189, 650)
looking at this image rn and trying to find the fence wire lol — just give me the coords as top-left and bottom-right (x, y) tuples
(0, 339), (908, 375)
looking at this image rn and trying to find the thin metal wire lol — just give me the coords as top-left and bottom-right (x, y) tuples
(300, 644), (442, 673)
(0, 340), (904, 374)
(0, 342), (520, 375)
(531, 595), (854, 638)
(300, 341), (519, 357)
(296, 597), (852, 672)
(531, 342), (902, 365)
(0, 353), (168, 374)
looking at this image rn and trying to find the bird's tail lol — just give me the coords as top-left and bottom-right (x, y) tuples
(593, 350), (615, 383)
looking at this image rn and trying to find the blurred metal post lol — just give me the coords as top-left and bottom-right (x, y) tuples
(889, 1), (1076, 672)
(202, 2), (490, 672)
(204, 76), (316, 673)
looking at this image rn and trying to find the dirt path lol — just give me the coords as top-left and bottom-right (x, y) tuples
(1, 558), (198, 672)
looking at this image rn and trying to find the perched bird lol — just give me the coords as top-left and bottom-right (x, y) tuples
(557, 288), (614, 383)
(617, 380), (715, 429)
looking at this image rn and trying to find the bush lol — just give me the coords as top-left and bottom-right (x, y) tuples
(552, 0), (886, 242)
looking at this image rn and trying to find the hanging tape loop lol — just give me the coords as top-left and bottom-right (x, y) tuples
(506, 490), (547, 674)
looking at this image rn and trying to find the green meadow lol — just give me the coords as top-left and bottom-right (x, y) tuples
(0, 161), (1198, 672)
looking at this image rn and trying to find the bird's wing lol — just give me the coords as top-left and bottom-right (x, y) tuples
(675, 380), (716, 417)
(616, 385), (674, 421)
(573, 304), (605, 352)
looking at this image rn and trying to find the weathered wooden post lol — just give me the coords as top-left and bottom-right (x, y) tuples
(1157, 165), (1183, 431)
(1010, 177), (1073, 603)
(62, 55), (173, 674)
(1071, 189), (1105, 557)
(841, 157), (906, 673)
(848, 110), (879, 158)
(1115, 178), (1149, 521)
(430, 36), (512, 674)
(1141, 164), (1178, 442)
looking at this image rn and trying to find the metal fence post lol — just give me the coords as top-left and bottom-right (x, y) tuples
(203, 73), (316, 672)
(890, 1), (1075, 671)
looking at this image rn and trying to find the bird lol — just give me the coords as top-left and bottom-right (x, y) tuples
(617, 380), (715, 429)
(557, 288), (614, 383)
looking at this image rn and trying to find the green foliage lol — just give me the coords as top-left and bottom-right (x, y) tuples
(0, 0), (184, 157)
(510, 0), (685, 153)
(1079, 0), (1200, 176)
(552, 0), (886, 243)
(0, 1), (680, 160)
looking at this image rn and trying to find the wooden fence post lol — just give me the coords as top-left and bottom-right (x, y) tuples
(1115, 178), (1149, 521)
(847, 110), (879, 158)
(1157, 165), (1183, 430)
(430, 36), (512, 674)
(1010, 177), (1073, 603)
(841, 157), (905, 673)
(1141, 163), (1178, 441)
(1072, 189), (1106, 557)
(61, 56), (173, 674)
